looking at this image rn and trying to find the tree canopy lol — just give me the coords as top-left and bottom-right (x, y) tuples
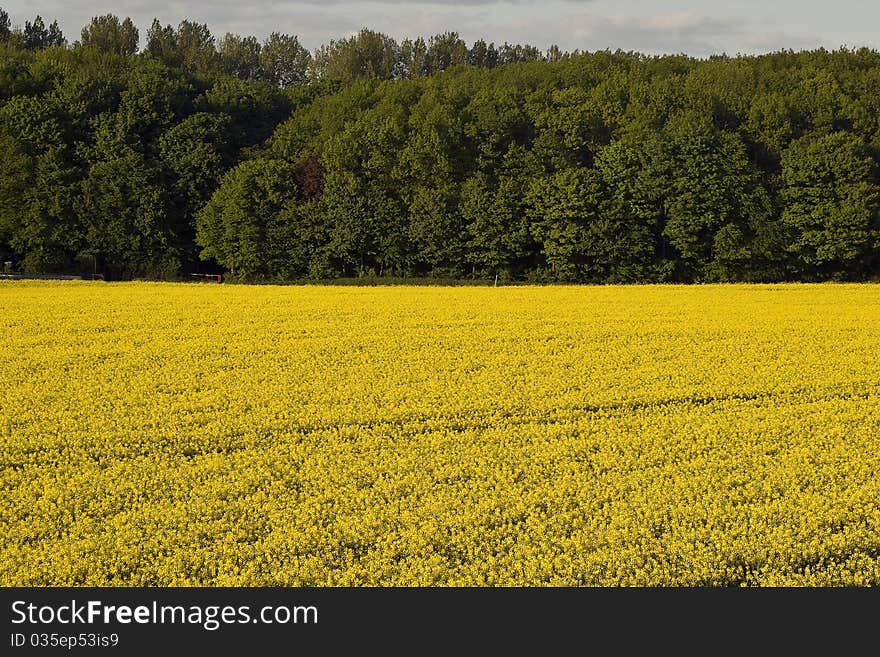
(1, 7), (880, 282)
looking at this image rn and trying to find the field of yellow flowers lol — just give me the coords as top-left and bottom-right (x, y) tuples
(2, 281), (879, 586)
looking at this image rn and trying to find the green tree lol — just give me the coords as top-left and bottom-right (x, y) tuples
(497, 42), (541, 65)
(145, 20), (218, 74)
(0, 8), (11, 43)
(260, 32), (311, 87)
(14, 149), (82, 272)
(145, 19), (180, 68)
(177, 20), (218, 75)
(461, 168), (531, 279)
(526, 167), (601, 281)
(529, 87), (608, 171)
(407, 183), (463, 276)
(80, 14), (139, 55)
(0, 131), (32, 264)
(219, 33), (262, 80)
(312, 29), (399, 83)
(90, 59), (190, 160)
(159, 112), (234, 261)
(0, 95), (81, 272)
(464, 86), (531, 173)
(426, 32), (468, 74)
(660, 118), (775, 281)
(196, 158), (300, 278)
(23, 15), (65, 50)
(467, 40), (498, 68)
(591, 140), (666, 282)
(0, 44), (37, 100)
(200, 77), (291, 149)
(400, 37), (429, 78)
(781, 132), (880, 278)
(76, 151), (176, 279)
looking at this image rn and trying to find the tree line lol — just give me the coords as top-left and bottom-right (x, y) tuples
(2, 9), (880, 282)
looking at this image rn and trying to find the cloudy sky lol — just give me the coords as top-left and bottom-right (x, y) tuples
(1, 1), (876, 57)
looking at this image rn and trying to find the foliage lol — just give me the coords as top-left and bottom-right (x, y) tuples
(1, 7), (880, 282)
(196, 158), (299, 278)
(79, 14), (139, 56)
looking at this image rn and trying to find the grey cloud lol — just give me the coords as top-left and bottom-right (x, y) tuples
(574, 13), (749, 55)
(455, 11), (833, 57)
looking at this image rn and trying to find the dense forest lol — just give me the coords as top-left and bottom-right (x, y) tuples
(2, 9), (880, 282)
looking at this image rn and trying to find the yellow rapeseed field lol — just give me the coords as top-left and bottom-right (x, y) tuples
(2, 281), (879, 586)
